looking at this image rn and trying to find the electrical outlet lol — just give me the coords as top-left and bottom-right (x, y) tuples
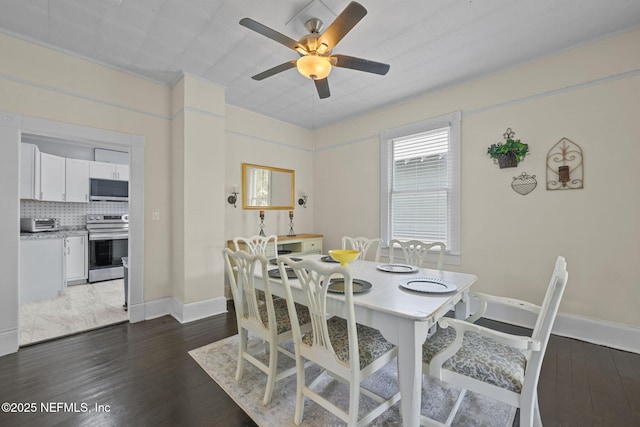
(152, 210), (160, 220)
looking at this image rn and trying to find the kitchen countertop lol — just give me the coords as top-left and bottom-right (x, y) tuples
(20, 226), (88, 240)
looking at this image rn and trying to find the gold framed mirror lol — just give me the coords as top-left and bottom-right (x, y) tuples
(242, 163), (295, 210)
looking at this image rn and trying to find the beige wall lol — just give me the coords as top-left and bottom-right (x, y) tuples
(314, 28), (640, 328)
(0, 34), (173, 304)
(224, 106), (315, 240)
(173, 75), (226, 304)
(1, 24), (638, 352)
(0, 32), (315, 330)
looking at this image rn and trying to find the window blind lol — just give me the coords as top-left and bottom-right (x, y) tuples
(389, 126), (450, 244)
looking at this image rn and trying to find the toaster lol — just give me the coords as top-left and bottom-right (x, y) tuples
(20, 218), (60, 232)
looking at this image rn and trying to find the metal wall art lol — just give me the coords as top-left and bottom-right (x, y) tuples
(546, 138), (584, 190)
(511, 172), (537, 195)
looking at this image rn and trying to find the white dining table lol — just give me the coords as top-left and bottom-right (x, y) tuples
(257, 254), (478, 427)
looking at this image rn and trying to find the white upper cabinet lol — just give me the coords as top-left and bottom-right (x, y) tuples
(65, 158), (90, 202)
(40, 152), (66, 202)
(20, 143), (41, 200)
(116, 164), (129, 181)
(90, 161), (129, 181)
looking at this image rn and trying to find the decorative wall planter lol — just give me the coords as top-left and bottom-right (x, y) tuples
(487, 128), (529, 169)
(497, 152), (518, 169)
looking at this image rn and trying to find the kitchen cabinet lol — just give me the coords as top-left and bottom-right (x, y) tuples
(40, 152), (66, 202)
(65, 158), (90, 202)
(20, 143), (41, 200)
(90, 161), (129, 181)
(20, 238), (65, 304)
(65, 235), (88, 282)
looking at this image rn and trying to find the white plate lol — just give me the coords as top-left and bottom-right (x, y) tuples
(377, 263), (418, 273)
(399, 277), (457, 293)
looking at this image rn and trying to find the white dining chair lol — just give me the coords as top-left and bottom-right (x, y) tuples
(421, 256), (568, 427)
(222, 248), (311, 405)
(388, 239), (446, 270)
(341, 236), (382, 262)
(233, 234), (279, 300)
(277, 256), (401, 426)
(233, 234), (278, 257)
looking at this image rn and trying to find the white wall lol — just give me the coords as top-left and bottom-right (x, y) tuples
(0, 120), (20, 355)
(314, 29), (640, 336)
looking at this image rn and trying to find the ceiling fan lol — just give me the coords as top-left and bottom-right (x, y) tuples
(239, 1), (390, 99)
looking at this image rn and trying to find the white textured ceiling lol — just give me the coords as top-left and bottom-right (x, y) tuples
(1, 0), (639, 129)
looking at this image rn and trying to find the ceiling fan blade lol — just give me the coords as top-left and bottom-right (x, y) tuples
(319, 1), (367, 51)
(240, 18), (306, 53)
(314, 78), (330, 99)
(252, 60), (298, 81)
(331, 54), (390, 75)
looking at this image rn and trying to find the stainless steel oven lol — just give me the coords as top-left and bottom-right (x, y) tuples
(87, 214), (129, 283)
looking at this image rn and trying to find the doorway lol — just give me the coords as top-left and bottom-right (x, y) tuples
(1, 112), (145, 352)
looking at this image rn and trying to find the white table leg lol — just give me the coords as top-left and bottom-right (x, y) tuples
(454, 289), (471, 319)
(396, 320), (430, 427)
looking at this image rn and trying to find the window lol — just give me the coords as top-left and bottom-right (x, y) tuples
(380, 111), (461, 263)
(248, 168), (270, 206)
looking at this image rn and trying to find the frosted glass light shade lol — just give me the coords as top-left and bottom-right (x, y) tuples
(296, 55), (332, 80)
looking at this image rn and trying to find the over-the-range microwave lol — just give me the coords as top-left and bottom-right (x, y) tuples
(90, 178), (128, 202)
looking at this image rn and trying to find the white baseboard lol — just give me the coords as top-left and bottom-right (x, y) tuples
(0, 327), (19, 357)
(128, 302), (145, 323)
(551, 313), (640, 354)
(140, 296), (227, 324)
(482, 302), (640, 354)
(170, 296), (227, 324)
(143, 297), (173, 320)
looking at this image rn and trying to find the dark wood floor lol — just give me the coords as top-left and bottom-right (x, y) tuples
(0, 312), (638, 426)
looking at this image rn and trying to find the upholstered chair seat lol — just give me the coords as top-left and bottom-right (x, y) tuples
(422, 326), (527, 393)
(255, 299), (311, 335)
(302, 316), (395, 370)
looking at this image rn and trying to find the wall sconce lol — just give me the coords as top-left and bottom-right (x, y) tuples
(558, 166), (570, 187)
(298, 190), (308, 208)
(227, 185), (239, 208)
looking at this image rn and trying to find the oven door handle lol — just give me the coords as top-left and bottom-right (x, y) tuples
(89, 232), (129, 241)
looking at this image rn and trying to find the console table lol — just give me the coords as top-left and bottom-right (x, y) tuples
(227, 233), (323, 257)
(224, 234), (323, 299)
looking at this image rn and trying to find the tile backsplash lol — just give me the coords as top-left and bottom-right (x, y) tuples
(21, 201), (129, 227)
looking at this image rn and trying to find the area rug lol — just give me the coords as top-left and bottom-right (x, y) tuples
(189, 335), (516, 426)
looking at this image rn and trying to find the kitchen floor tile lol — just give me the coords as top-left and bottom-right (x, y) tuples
(19, 280), (128, 346)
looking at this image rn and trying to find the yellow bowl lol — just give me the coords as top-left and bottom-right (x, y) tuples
(328, 249), (360, 267)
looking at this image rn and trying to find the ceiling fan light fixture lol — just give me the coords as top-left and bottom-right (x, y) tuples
(296, 55), (332, 80)
(316, 42), (329, 55)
